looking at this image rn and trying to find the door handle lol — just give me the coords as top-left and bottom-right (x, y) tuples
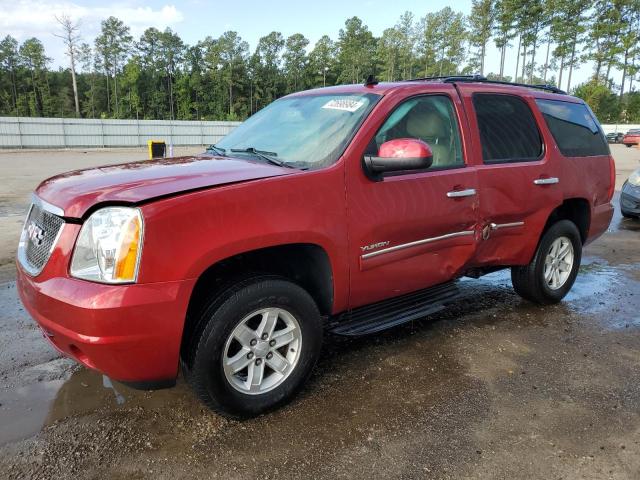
(447, 188), (477, 198)
(533, 177), (559, 185)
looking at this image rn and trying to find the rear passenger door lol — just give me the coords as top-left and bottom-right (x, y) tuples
(458, 87), (562, 266)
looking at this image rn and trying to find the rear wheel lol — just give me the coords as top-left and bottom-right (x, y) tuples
(511, 220), (582, 305)
(186, 276), (322, 417)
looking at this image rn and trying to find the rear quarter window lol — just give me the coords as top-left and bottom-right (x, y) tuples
(535, 99), (609, 157)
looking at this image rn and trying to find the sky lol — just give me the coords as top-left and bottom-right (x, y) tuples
(1, 0), (599, 90)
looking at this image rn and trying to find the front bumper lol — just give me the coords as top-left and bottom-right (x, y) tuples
(621, 182), (640, 216)
(17, 263), (195, 386)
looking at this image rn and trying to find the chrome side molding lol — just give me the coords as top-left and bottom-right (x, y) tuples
(490, 221), (525, 230)
(361, 230), (475, 259)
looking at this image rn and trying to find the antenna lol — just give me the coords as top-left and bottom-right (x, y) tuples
(364, 75), (379, 87)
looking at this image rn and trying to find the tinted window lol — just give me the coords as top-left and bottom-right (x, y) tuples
(473, 94), (543, 163)
(367, 95), (464, 168)
(536, 99), (609, 157)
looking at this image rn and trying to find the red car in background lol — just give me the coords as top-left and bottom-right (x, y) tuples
(16, 76), (615, 417)
(622, 129), (640, 147)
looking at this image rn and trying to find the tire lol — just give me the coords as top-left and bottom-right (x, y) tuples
(626, 144), (633, 148)
(622, 210), (636, 219)
(511, 220), (582, 305)
(186, 276), (322, 417)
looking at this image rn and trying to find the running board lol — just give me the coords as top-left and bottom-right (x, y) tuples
(328, 282), (461, 336)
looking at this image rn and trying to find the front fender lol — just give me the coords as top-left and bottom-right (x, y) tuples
(137, 167), (350, 312)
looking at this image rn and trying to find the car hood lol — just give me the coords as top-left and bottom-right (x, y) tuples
(35, 154), (295, 218)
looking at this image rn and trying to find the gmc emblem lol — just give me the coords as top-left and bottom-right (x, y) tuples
(27, 222), (45, 247)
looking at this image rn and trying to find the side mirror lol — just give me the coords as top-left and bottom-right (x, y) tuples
(363, 138), (433, 181)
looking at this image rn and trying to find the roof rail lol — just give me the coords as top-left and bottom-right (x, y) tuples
(405, 74), (482, 82)
(405, 74), (567, 95)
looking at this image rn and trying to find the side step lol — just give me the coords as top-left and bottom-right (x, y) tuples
(328, 282), (461, 336)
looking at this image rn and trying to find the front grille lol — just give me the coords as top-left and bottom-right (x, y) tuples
(18, 203), (65, 275)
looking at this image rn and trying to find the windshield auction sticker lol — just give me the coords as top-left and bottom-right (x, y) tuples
(322, 98), (365, 112)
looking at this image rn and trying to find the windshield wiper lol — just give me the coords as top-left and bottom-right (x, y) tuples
(206, 144), (226, 156)
(230, 147), (298, 169)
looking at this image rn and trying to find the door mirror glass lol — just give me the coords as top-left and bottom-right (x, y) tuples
(363, 138), (433, 180)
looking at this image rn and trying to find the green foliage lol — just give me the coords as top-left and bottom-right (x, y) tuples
(0, 4), (638, 122)
(573, 79), (622, 122)
(283, 33), (309, 91)
(308, 36), (337, 88)
(468, 0), (496, 75)
(336, 17), (377, 84)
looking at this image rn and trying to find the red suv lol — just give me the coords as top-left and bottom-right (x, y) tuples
(17, 76), (615, 416)
(622, 129), (640, 147)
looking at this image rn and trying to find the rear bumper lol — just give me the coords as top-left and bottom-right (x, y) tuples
(585, 202), (614, 246)
(17, 264), (195, 386)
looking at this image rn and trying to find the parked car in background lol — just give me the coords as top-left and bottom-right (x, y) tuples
(606, 132), (624, 143)
(621, 169), (640, 219)
(16, 76), (615, 417)
(622, 129), (640, 147)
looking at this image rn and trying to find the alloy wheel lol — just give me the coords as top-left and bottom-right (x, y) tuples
(543, 236), (574, 290)
(222, 308), (302, 395)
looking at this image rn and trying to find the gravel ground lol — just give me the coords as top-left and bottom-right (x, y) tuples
(0, 145), (639, 480)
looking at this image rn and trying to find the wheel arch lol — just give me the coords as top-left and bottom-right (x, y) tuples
(543, 198), (591, 244)
(180, 243), (334, 362)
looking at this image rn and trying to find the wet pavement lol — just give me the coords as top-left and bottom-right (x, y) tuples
(0, 146), (639, 479)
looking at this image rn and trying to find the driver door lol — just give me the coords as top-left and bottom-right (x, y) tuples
(346, 89), (480, 309)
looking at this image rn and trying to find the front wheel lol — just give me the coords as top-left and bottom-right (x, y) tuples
(186, 277), (323, 417)
(511, 220), (582, 305)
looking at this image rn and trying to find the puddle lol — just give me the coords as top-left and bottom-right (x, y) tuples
(605, 316), (640, 330)
(459, 259), (639, 325)
(566, 262), (621, 305)
(0, 380), (66, 446)
(608, 193), (640, 233)
(0, 368), (196, 447)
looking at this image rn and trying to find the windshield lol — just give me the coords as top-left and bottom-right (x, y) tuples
(215, 92), (380, 169)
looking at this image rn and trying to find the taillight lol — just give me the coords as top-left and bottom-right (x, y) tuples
(608, 155), (616, 201)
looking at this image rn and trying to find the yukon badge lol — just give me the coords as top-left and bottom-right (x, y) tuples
(361, 241), (390, 252)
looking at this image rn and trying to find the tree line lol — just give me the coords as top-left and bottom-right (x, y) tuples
(0, 0), (639, 123)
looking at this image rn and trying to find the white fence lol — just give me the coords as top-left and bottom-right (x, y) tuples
(601, 124), (640, 134)
(0, 117), (241, 149)
(0, 117), (636, 149)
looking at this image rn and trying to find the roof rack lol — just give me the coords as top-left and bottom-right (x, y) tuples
(405, 74), (481, 82)
(405, 74), (567, 95)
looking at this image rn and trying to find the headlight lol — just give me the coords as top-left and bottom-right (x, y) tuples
(70, 207), (143, 284)
(629, 169), (640, 187)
